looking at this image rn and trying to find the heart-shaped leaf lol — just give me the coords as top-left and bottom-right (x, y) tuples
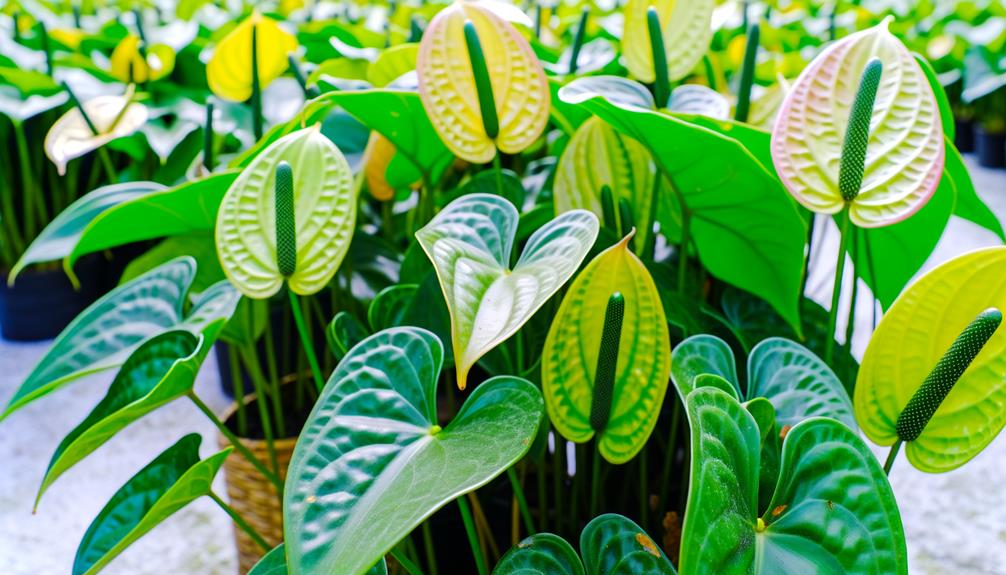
(553, 116), (656, 249)
(680, 387), (906, 574)
(771, 19), (944, 228)
(73, 434), (231, 575)
(283, 327), (544, 575)
(67, 171), (239, 273)
(216, 125), (355, 298)
(856, 247), (1006, 472)
(326, 311), (370, 360)
(417, 194), (599, 389)
(368, 284), (419, 331)
(110, 35), (175, 83)
(671, 334), (856, 431)
(8, 181), (164, 282)
(417, 0), (550, 163)
(36, 331), (212, 506)
(315, 89), (453, 185)
(207, 12), (297, 102)
(493, 513), (676, 575)
(622, 0), (714, 83)
(542, 233), (671, 464)
(559, 80), (805, 332)
(45, 93), (148, 175)
(1, 259), (239, 419)
(249, 544), (387, 575)
(667, 84), (730, 120)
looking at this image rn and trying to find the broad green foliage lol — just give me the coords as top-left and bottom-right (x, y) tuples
(559, 80), (806, 331)
(667, 85), (730, 119)
(45, 93), (149, 175)
(771, 19), (944, 228)
(680, 388), (906, 575)
(248, 544), (387, 575)
(216, 126), (355, 298)
(74, 434), (231, 575)
(671, 334), (857, 431)
(553, 117), (656, 249)
(8, 181), (165, 282)
(417, 194), (598, 389)
(284, 327), (544, 575)
(36, 331), (211, 506)
(622, 0), (714, 84)
(417, 0), (549, 163)
(1, 258), (239, 419)
(494, 514), (676, 575)
(856, 247), (1006, 472)
(543, 233), (671, 464)
(207, 12), (297, 102)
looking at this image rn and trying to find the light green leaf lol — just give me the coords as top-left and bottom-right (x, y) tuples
(284, 327), (544, 575)
(216, 125), (356, 298)
(543, 234), (671, 464)
(8, 181), (164, 282)
(671, 334), (856, 431)
(1, 259), (239, 419)
(368, 43), (419, 87)
(249, 545), (289, 575)
(553, 117), (656, 249)
(680, 388), (906, 575)
(856, 247), (1006, 472)
(0, 84), (68, 122)
(66, 171), (240, 273)
(417, 194), (598, 389)
(37, 331), (212, 506)
(560, 81), (805, 331)
(315, 89), (454, 184)
(73, 434), (230, 575)
(580, 514), (677, 574)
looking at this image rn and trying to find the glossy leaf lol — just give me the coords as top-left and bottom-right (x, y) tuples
(1, 259), (239, 419)
(249, 545), (289, 575)
(284, 327), (544, 575)
(580, 514), (676, 574)
(494, 533), (584, 575)
(417, 194), (599, 389)
(8, 181), (164, 282)
(560, 81), (805, 331)
(67, 172), (239, 272)
(553, 117), (656, 248)
(364, 133), (407, 201)
(368, 284), (419, 331)
(207, 12), (297, 102)
(543, 233), (670, 463)
(856, 247), (1006, 472)
(671, 334), (856, 431)
(45, 94), (149, 175)
(315, 89), (453, 185)
(680, 388), (906, 575)
(771, 19), (944, 228)
(110, 35), (175, 83)
(73, 435), (230, 575)
(622, 0), (714, 83)
(216, 126), (355, 298)
(326, 311), (370, 360)
(37, 331), (210, 505)
(417, 1), (550, 163)
(667, 84), (730, 120)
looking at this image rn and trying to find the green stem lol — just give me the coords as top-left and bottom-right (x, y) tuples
(883, 439), (902, 476)
(390, 547), (425, 575)
(492, 152), (505, 199)
(14, 122), (45, 241)
(677, 203), (692, 295)
(507, 467), (536, 536)
(825, 208), (851, 365)
(186, 392), (284, 494)
(457, 496), (488, 575)
(288, 289), (326, 392)
(208, 491), (271, 552)
(250, 21), (263, 141)
(590, 446), (601, 517)
(263, 322), (285, 437)
(228, 346), (248, 436)
(567, 7), (589, 75)
(421, 521), (439, 575)
(734, 23), (760, 123)
(239, 346), (281, 480)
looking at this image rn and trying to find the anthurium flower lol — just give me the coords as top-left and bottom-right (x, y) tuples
(206, 12), (297, 103)
(771, 19), (944, 228)
(417, 0), (549, 164)
(622, 0), (715, 84)
(110, 35), (176, 83)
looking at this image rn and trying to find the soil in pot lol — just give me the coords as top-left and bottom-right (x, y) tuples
(0, 255), (106, 341)
(975, 126), (1006, 168)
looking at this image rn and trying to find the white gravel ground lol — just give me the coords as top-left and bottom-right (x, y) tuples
(0, 157), (1004, 574)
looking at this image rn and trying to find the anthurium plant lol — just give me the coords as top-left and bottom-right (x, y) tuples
(2, 1), (1005, 574)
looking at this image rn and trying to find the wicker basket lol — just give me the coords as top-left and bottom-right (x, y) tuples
(217, 395), (298, 574)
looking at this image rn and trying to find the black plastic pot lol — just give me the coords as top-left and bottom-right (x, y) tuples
(0, 255), (105, 341)
(954, 118), (975, 153)
(975, 126), (1006, 168)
